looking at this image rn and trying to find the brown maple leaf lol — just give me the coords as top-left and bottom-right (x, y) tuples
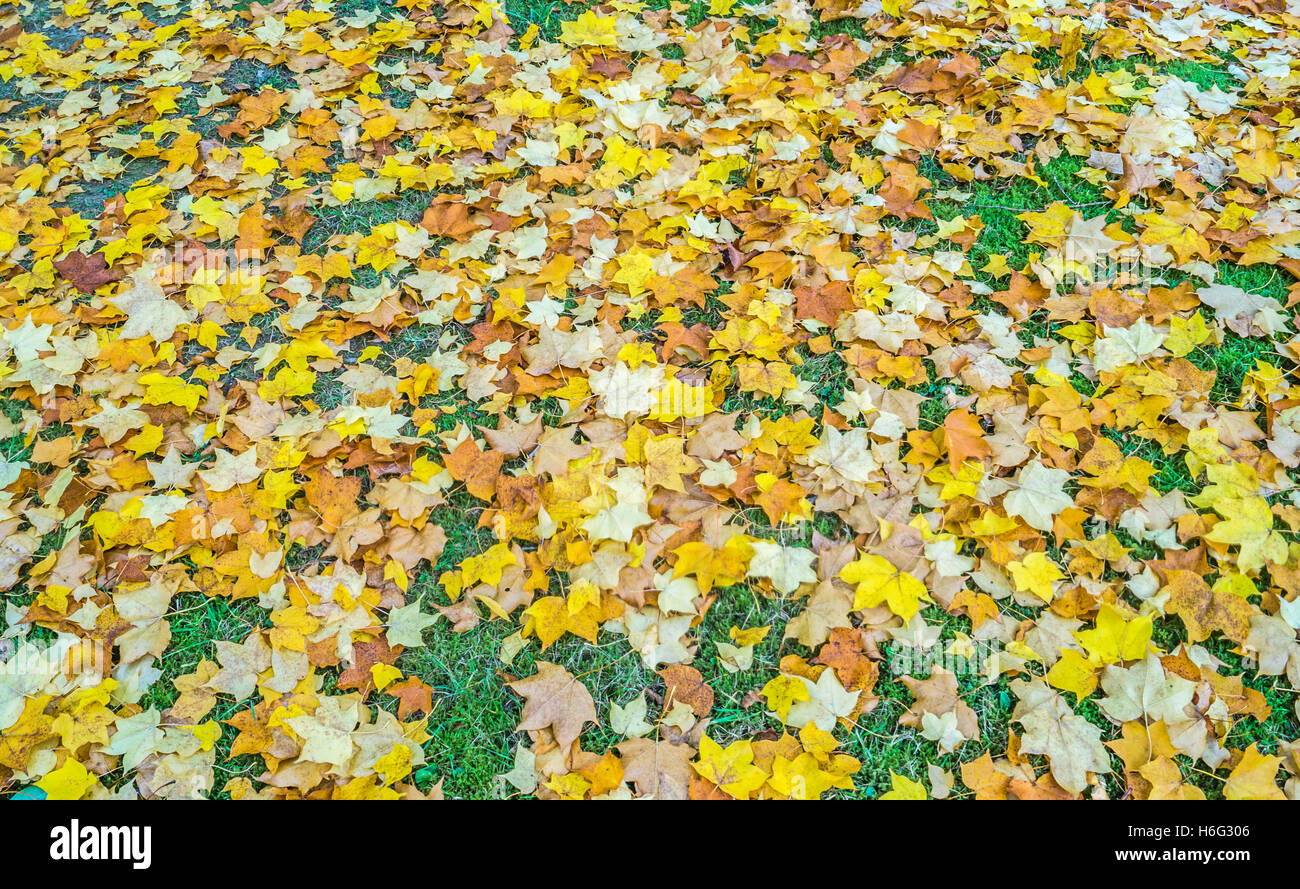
(509, 661), (596, 751)
(657, 664), (714, 717)
(941, 409), (992, 471)
(444, 437), (505, 501)
(53, 251), (123, 293)
(386, 676), (434, 719)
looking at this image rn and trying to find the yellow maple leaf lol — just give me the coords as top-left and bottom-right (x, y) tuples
(692, 736), (767, 799)
(839, 554), (929, 621)
(761, 674), (812, 723)
(1045, 649), (1099, 699)
(370, 663), (403, 691)
(1074, 603), (1152, 665)
(559, 10), (618, 47)
(880, 771), (927, 800)
(138, 372), (206, 412)
(671, 537), (755, 593)
(37, 759), (99, 800)
(1007, 552), (1063, 603)
(373, 744), (414, 785)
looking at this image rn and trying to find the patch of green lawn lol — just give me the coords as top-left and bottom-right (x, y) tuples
(1159, 59), (1241, 91)
(1189, 330), (1284, 408)
(504, 0), (588, 41)
(302, 189), (437, 252)
(125, 594), (270, 798)
(394, 614), (526, 797)
(691, 584), (796, 742)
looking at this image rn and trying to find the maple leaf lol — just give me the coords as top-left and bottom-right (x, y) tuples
(1097, 653), (1195, 725)
(1093, 321), (1165, 372)
(1008, 551), (1063, 603)
(444, 437), (504, 502)
(385, 677), (434, 720)
(509, 662), (596, 751)
(207, 633), (272, 701)
(37, 760), (99, 800)
(1011, 679), (1112, 795)
(199, 447), (261, 492)
(108, 268), (191, 343)
(337, 635), (403, 696)
(813, 627), (878, 693)
(961, 753), (1011, 801)
(880, 771), (928, 800)
(692, 736), (767, 800)
(0, 694), (55, 772)
(658, 665), (715, 717)
(609, 693), (653, 738)
(1140, 756), (1206, 801)
(839, 554), (929, 621)
(559, 10), (618, 47)
(500, 745), (540, 795)
(1074, 603), (1153, 665)
(105, 708), (164, 772)
(1223, 744), (1285, 800)
(287, 701), (359, 773)
(746, 540), (817, 594)
(624, 606), (695, 668)
(642, 435), (699, 493)
(523, 595), (599, 650)
(581, 468), (654, 543)
(1162, 570), (1254, 645)
(1204, 495), (1290, 576)
(81, 398), (149, 445)
(784, 582), (854, 648)
(1002, 459), (1074, 532)
(921, 711), (966, 754)
(482, 414), (543, 457)
(618, 738), (695, 800)
(762, 674), (812, 723)
(671, 538), (754, 594)
(385, 599), (440, 648)
(1244, 614), (1297, 676)
(900, 669), (979, 747)
(53, 250), (123, 293)
(784, 669), (860, 733)
(941, 410), (992, 471)
(1045, 649), (1099, 700)
(1062, 211), (1125, 264)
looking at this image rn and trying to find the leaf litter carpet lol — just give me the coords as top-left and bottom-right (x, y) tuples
(1, 0), (1300, 800)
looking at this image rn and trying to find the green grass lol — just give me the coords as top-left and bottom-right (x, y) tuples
(302, 190), (437, 252)
(504, 0), (588, 41)
(393, 615), (528, 797)
(1160, 59), (1240, 92)
(1191, 330), (1284, 408)
(86, 595), (271, 798)
(929, 153), (1112, 277)
(692, 584), (798, 741)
